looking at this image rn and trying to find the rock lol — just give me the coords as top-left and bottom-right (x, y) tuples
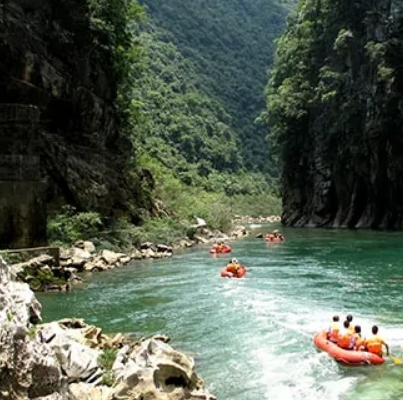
(39, 322), (103, 382)
(140, 241), (154, 250)
(61, 248), (92, 270)
(83, 259), (109, 272)
(99, 249), (126, 265)
(60, 248), (72, 261)
(71, 248), (93, 261)
(151, 334), (170, 343)
(194, 235), (209, 244)
(11, 254), (55, 276)
(0, 257), (63, 398)
(111, 338), (216, 400)
(156, 244), (173, 253)
(119, 256), (131, 264)
(45, 283), (70, 292)
(141, 248), (155, 259)
(74, 241), (96, 254)
(230, 225), (249, 238)
(68, 382), (113, 400)
(130, 250), (143, 260)
(40, 265), (53, 275)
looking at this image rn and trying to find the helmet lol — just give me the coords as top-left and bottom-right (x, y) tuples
(231, 258), (238, 263)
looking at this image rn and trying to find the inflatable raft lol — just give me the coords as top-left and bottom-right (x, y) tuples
(220, 266), (247, 278)
(265, 235), (283, 243)
(209, 244), (232, 254)
(313, 331), (385, 366)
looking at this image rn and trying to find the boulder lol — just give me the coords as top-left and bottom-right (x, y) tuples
(140, 242), (154, 250)
(112, 338), (216, 400)
(119, 256), (131, 264)
(130, 250), (143, 260)
(38, 322), (102, 383)
(156, 244), (173, 253)
(74, 241), (96, 254)
(68, 382), (113, 400)
(99, 249), (126, 265)
(0, 257), (63, 398)
(141, 248), (156, 259)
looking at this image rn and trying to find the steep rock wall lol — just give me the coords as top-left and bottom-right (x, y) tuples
(0, 0), (151, 247)
(274, 0), (403, 228)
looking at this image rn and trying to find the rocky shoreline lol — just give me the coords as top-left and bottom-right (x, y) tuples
(232, 214), (281, 224)
(6, 225), (250, 292)
(0, 218), (279, 399)
(0, 256), (217, 400)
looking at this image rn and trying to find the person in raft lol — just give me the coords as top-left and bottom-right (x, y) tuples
(346, 314), (355, 334)
(214, 240), (224, 252)
(351, 325), (366, 351)
(365, 325), (390, 357)
(226, 258), (240, 274)
(327, 315), (340, 343)
(337, 320), (354, 350)
(266, 229), (285, 241)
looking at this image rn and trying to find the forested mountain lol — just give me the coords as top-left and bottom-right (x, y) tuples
(135, 0), (294, 187)
(267, 0), (403, 228)
(0, 0), (293, 247)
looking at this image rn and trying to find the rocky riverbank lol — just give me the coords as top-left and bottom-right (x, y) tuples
(0, 256), (216, 400)
(232, 215), (281, 224)
(6, 224), (249, 292)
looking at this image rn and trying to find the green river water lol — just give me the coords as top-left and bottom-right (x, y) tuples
(37, 227), (403, 400)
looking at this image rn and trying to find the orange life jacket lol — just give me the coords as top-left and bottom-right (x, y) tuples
(337, 330), (353, 349)
(328, 322), (340, 342)
(216, 245), (223, 252)
(348, 325), (355, 334)
(366, 334), (383, 355)
(352, 333), (365, 350)
(226, 263), (239, 273)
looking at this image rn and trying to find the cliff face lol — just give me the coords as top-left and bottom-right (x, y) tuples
(0, 0), (150, 247)
(268, 0), (403, 228)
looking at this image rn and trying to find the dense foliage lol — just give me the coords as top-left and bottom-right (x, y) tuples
(136, 0), (293, 177)
(266, 0), (403, 227)
(47, 0), (291, 246)
(132, 26), (281, 196)
(88, 0), (145, 129)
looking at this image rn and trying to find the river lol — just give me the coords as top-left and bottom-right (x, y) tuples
(37, 227), (403, 400)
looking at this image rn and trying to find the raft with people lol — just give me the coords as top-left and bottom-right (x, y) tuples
(209, 243), (232, 254)
(220, 258), (247, 278)
(313, 330), (385, 366)
(265, 229), (285, 243)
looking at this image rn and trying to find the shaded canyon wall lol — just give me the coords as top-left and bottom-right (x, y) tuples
(0, 0), (151, 247)
(280, 0), (403, 229)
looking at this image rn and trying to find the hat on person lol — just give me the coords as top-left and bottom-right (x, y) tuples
(273, 229), (280, 233)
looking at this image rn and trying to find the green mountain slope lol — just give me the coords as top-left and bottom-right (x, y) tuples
(136, 0), (293, 177)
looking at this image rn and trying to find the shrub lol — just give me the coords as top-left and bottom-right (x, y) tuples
(47, 206), (103, 245)
(98, 348), (119, 386)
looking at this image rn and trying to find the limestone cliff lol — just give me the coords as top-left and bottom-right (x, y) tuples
(0, 0), (152, 248)
(268, 0), (403, 228)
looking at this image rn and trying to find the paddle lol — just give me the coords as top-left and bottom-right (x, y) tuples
(389, 355), (403, 364)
